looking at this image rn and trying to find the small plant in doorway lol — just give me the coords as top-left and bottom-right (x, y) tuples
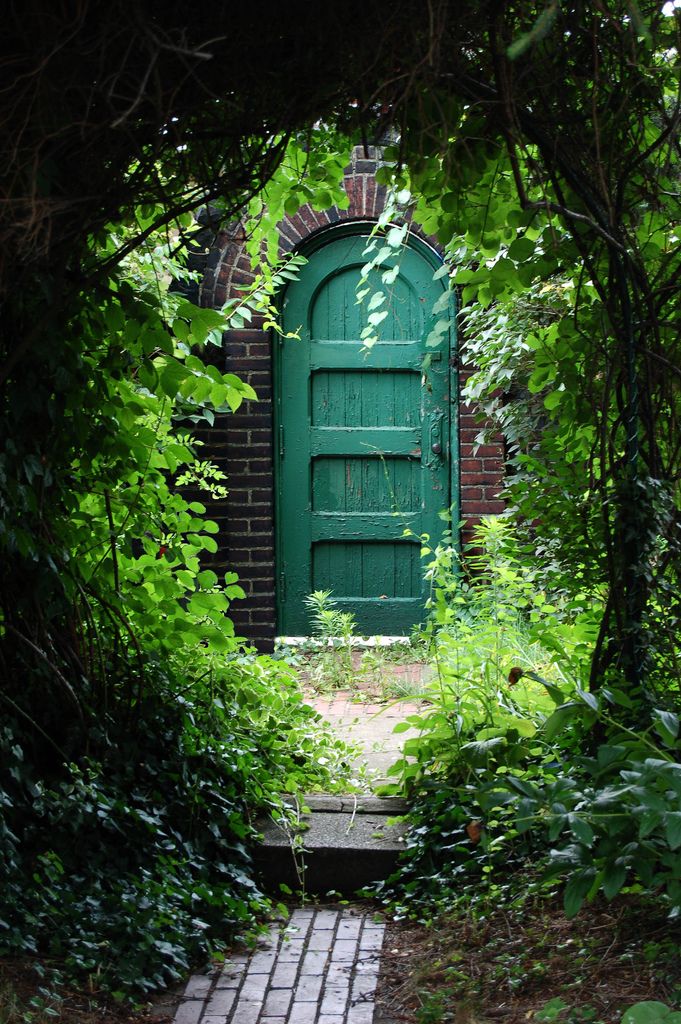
(303, 589), (359, 689)
(305, 589), (359, 647)
(297, 591), (432, 698)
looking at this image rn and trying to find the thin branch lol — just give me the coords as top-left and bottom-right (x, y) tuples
(0, 692), (69, 763)
(519, 199), (628, 254)
(5, 624), (86, 729)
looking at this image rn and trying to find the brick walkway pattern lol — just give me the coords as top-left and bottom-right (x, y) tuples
(173, 907), (385, 1024)
(310, 693), (424, 786)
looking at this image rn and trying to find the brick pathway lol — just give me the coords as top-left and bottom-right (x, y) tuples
(173, 907), (385, 1024)
(310, 692), (425, 786)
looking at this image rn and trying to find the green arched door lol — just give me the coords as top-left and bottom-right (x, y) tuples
(275, 229), (456, 635)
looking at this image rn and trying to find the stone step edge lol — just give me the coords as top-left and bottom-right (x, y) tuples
(283, 793), (409, 815)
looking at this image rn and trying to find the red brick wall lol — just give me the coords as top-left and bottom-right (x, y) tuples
(216, 329), (275, 646)
(198, 147), (505, 648)
(458, 369), (506, 548)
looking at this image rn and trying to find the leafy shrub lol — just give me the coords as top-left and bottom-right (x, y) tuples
(509, 705), (681, 918)
(379, 518), (681, 925)
(0, 653), (350, 995)
(386, 518), (593, 792)
(0, 215), (356, 998)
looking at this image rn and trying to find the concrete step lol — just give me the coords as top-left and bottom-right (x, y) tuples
(253, 794), (409, 895)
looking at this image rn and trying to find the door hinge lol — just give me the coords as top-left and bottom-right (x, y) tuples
(279, 571), (286, 602)
(279, 424), (285, 458)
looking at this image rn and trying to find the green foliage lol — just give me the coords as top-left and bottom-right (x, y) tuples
(2, 2), (681, 1003)
(394, 694), (681, 922)
(535, 997), (606, 1024)
(2, 211), (270, 719)
(0, 653), (349, 995)
(458, 279), (602, 587)
(354, 188), (431, 351)
(0, 127), (365, 997)
(0, 209), (355, 996)
(385, 518), (594, 793)
(378, 518), (681, 927)
(621, 1003), (681, 1024)
(221, 252), (310, 337)
(422, 515), (597, 681)
(304, 589), (359, 645)
(454, 273), (681, 702)
(380, 3), (681, 693)
(301, 590), (358, 690)
(241, 131), (351, 269)
(516, 717), (681, 919)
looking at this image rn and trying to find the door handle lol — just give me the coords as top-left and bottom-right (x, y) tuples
(429, 414), (443, 455)
(426, 412), (444, 467)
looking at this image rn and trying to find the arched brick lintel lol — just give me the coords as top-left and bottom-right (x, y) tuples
(202, 150), (441, 311)
(200, 148), (504, 649)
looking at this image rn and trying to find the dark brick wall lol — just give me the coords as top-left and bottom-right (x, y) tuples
(458, 368), (505, 548)
(214, 329), (276, 648)
(199, 147), (505, 649)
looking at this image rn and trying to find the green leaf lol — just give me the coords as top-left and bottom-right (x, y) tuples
(639, 810), (663, 839)
(198, 570), (218, 589)
(665, 811), (681, 850)
(515, 797), (536, 833)
(387, 224), (407, 247)
(432, 290), (452, 314)
(568, 815), (594, 846)
(190, 308), (225, 344)
(563, 869), (595, 918)
(508, 235), (536, 262)
(577, 688), (599, 712)
(596, 745), (626, 770)
(622, 1003), (681, 1024)
(543, 703), (580, 741)
(535, 998), (569, 1022)
(461, 736), (507, 766)
(160, 359), (190, 398)
(225, 387), (243, 412)
(543, 390), (563, 411)
(602, 862), (626, 900)
(654, 709), (679, 745)
(540, 680), (567, 705)
(172, 317), (189, 341)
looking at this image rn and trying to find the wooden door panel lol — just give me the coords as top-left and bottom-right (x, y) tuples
(312, 457), (420, 513)
(311, 369), (422, 427)
(310, 268), (420, 341)
(277, 231), (454, 636)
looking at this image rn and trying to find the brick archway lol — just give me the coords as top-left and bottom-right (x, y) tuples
(196, 147), (504, 650)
